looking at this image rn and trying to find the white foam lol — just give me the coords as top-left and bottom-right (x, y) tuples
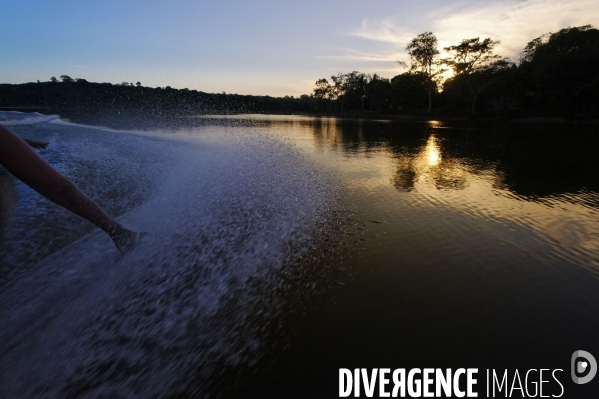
(0, 111), (60, 125)
(0, 120), (338, 397)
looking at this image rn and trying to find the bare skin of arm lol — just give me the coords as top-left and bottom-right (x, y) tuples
(0, 125), (139, 252)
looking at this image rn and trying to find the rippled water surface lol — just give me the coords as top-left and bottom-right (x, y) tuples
(1, 113), (599, 397)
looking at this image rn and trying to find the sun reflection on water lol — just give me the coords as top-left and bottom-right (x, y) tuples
(424, 136), (441, 167)
(277, 115), (599, 275)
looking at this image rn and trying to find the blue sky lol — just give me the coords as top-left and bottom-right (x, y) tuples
(1, 0), (596, 96)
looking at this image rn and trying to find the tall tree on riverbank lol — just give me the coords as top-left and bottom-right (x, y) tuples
(405, 32), (443, 114)
(443, 37), (510, 116)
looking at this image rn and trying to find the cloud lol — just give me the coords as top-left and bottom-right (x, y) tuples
(431, 0), (599, 57)
(318, 47), (405, 62)
(348, 0), (598, 60)
(351, 17), (416, 46)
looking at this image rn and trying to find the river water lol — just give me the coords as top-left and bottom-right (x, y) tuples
(1, 113), (599, 397)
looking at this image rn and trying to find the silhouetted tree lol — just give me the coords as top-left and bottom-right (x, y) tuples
(342, 71), (367, 112)
(390, 72), (432, 112)
(365, 74), (391, 112)
(518, 25), (599, 117)
(328, 72), (367, 113)
(405, 32), (443, 113)
(313, 78), (334, 112)
(313, 72), (383, 113)
(443, 37), (509, 116)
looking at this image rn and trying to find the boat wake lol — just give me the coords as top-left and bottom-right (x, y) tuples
(0, 116), (338, 397)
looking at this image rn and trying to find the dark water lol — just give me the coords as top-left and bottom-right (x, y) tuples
(211, 116), (599, 398)
(2, 113), (599, 397)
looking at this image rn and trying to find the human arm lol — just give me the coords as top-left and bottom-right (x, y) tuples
(0, 125), (139, 252)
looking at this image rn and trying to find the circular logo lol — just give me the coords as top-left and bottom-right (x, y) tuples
(571, 350), (597, 384)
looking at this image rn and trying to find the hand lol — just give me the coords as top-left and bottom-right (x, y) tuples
(23, 139), (49, 149)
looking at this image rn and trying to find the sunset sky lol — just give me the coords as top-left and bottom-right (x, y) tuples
(1, 0), (597, 96)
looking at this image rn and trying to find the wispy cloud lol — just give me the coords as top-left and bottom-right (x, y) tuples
(351, 17), (416, 45)
(431, 0), (599, 57)
(327, 66), (406, 74)
(319, 47), (404, 62)
(348, 0), (598, 60)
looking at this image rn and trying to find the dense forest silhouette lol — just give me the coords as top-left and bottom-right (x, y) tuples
(1, 25), (597, 120)
(312, 25), (598, 119)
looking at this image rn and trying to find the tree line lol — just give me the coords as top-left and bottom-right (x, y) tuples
(1, 25), (597, 120)
(312, 25), (599, 118)
(0, 78), (316, 119)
